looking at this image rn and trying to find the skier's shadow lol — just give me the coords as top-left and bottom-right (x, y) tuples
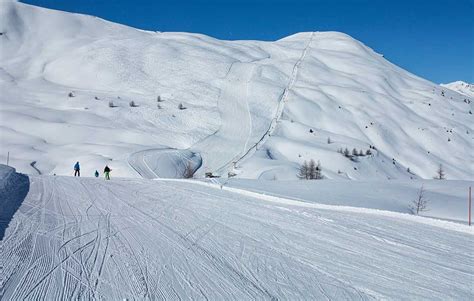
(0, 169), (30, 240)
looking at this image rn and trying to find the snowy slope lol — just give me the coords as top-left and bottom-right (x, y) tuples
(1, 168), (473, 299)
(441, 81), (474, 98)
(218, 178), (472, 223)
(0, 0), (472, 180)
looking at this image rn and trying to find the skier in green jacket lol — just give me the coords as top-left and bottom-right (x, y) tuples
(104, 165), (111, 180)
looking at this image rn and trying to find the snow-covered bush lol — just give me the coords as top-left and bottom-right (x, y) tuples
(352, 148), (358, 156)
(343, 148), (350, 157)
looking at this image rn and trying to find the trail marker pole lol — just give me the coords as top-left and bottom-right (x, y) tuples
(469, 186), (472, 226)
(6, 151), (9, 166)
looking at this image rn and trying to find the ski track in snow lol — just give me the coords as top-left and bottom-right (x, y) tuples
(2, 175), (473, 300)
(128, 33), (315, 179)
(126, 60), (255, 179)
(234, 32), (315, 169)
(192, 61), (254, 176)
(128, 148), (202, 179)
(2, 2), (473, 180)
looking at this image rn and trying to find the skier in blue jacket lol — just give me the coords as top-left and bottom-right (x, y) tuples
(74, 161), (80, 177)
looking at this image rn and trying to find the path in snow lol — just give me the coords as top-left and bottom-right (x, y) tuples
(233, 32), (314, 169)
(127, 34), (315, 179)
(128, 148), (202, 179)
(126, 61), (254, 179)
(29, 161), (41, 175)
(190, 61), (253, 177)
(2, 174), (473, 299)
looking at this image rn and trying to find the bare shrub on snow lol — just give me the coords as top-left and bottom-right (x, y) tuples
(183, 162), (194, 178)
(298, 159), (323, 180)
(409, 185), (429, 215)
(434, 164), (446, 180)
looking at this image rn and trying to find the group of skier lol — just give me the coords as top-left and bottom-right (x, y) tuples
(73, 161), (112, 180)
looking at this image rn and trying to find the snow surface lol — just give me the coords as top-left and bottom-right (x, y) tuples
(1, 1), (472, 180)
(211, 178), (473, 224)
(1, 169), (473, 299)
(2, 2), (473, 299)
(441, 81), (474, 98)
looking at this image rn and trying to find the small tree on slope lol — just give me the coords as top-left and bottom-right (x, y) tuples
(434, 164), (446, 180)
(312, 160), (323, 180)
(343, 148), (350, 157)
(298, 161), (310, 180)
(409, 185), (429, 215)
(308, 159), (316, 179)
(352, 148), (358, 156)
(299, 159), (323, 180)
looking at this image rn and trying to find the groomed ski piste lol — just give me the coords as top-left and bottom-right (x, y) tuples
(1, 165), (473, 300)
(1, 1), (474, 299)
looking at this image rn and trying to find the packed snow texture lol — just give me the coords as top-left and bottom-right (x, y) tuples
(0, 0), (473, 180)
(1, 168), (473, 299)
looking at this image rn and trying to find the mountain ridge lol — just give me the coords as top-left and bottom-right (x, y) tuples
(441, 81), (474, 98)
(0, 1), (472, 180)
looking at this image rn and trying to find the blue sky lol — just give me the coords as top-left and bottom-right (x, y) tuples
(22, 0), (473, 84)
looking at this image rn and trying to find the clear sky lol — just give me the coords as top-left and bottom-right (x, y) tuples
(21, 0), (473, 84)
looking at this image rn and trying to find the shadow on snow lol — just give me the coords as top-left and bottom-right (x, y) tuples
(0, 168), (30, 240)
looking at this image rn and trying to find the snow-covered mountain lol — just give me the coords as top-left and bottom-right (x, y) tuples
(441, 81), (474, 98)
(1, 0), (472, 180)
